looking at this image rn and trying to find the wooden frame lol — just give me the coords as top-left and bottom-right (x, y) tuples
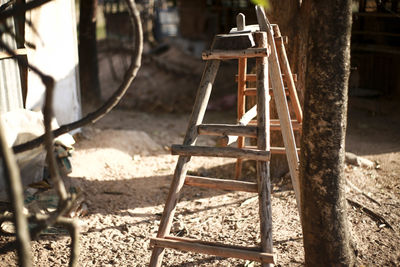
(150, 9), (304, 267)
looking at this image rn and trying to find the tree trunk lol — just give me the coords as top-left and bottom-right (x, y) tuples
(300, 0), (355, 265)
(79, 0), (101, 104)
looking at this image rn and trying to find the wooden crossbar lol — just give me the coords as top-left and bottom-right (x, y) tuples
(150, 237), (276, 264)
(235, 73), (297, 82)
(171, 145), (270, 161)
(245, 146), (300, 155)
(197, 124), (257, 138)
(165, 236), (261, 251)
(249, 119), (302, 131)
(244, 87), (289, 96)
(185, 175), (258, 192)
(202, 47), (270, 60)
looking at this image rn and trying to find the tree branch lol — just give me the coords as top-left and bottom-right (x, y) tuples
(347, 198), (394, 231)
(0, 214), (80, 266)
(0, 1), (143, 266)
(0, 121), (32, 267)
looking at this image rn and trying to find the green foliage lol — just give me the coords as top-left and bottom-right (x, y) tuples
(251, 0), (270, 9)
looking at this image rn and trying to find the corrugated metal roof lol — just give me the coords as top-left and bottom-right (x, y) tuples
(0, 0), (23, 113)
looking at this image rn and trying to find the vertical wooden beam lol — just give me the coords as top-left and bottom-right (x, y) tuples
(235, 12), (247, 179)
(254, 31), (273, 267)
(236, 13), (245, 31)
(79, 0), (101, 103)
(149, 60), (220, 267)
(256, 6), (301, 215)
(235, 57), (247, 179)
(272, 25), (303, 124)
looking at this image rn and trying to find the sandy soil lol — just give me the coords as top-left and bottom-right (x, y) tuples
(0, 105), (397, 267)
(0, 47), (399, 266)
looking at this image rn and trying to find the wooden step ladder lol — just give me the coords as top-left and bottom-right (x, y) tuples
(149, 7), (301, 267)
(233, 12), (303, 182)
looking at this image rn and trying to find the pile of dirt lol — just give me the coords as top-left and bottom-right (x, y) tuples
(98, 43), (239, 112)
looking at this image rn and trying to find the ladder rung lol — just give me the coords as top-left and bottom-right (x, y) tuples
(235, 73), (297, 82)
(185, 175), (258, 192)
(171, 145), (270, 161)
(245, 146), (301, 155)
(275, 35), (289, 45)
(202, 48), (269, 60)
(198, 124), (257, 138)
(271, 147), (300, 155)
(249, 119), (302, 130)
(150, 236), (276, 264)
(244, 88), (289, 96)
(165, 236), (261, 251)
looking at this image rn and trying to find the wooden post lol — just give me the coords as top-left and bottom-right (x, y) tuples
(236, 13), (245, 31)
(79, 0), (101, 103)
(254, 31), (273, 267)
(236, 57), (247, 179)
(235, 13), (248, 179)
(256, 6), (301, 215)
(149, 60), (220, 267)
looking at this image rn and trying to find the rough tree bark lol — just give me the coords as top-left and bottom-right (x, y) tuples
(79, 0), (101, 104)
(300, 0), (355, 265)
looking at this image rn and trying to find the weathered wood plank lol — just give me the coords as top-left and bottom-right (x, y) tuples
(202, 48), (269, 60)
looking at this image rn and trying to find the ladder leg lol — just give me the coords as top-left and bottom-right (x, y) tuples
(150, 60), (220, 267)
(267, 32), (301, 214)
(272, 25), (303, 124)
(256, 7), (301, 215)
(235, 58), (247, 179)
(254, 31), (273, 267)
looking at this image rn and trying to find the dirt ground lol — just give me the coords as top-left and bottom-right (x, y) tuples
(1, 47), (400, 266)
